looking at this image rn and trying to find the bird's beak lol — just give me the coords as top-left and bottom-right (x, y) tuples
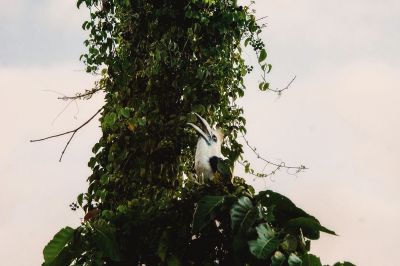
(187, 113), (213, 145)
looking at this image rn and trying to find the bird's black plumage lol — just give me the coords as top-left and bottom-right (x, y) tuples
(209, 156), (220, 173)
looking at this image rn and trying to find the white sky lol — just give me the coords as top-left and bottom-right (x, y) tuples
(1, 0), (399, 265)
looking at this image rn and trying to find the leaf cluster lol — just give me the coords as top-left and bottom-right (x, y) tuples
(44, 184), (353, 265)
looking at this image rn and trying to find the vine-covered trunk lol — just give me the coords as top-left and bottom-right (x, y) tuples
(41, 1), (352, 265)
(86, 0), (255, 211)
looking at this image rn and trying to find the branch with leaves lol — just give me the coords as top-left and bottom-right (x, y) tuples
(57, 84), (103, 101)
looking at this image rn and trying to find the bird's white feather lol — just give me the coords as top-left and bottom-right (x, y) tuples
(194, 129), (223, 180)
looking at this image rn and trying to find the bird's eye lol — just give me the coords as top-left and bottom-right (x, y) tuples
(212, 135), (218, 142)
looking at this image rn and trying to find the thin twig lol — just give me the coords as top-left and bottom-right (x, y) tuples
(43, 89), (80, 124)
(242, 134), (306, 170)
(30, 108), (103, 162)
(268, 76), (297, 95)
(240, 134), (307, 178)
(58, 87), (102, 101)
(256, 15), (268, 21)
(59, 131), (77, 162)
(51, 99), (79, 125)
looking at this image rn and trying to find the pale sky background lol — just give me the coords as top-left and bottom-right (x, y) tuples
(1, 0), (399, 265)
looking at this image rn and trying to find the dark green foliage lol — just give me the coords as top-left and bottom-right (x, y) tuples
(248, 223), (280, 259)
(288, 253), (302, 266)
(301, 254), (322, 266)
(42, 0), (354, 265)
(43, 227), (75, 266)
(192, 195), (226, 233)
(333, 262), (356, 266)
(191, 189), (337, 265)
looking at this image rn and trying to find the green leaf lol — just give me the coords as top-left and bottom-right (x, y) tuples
(267, 64), (273, 73)
(271, 251), (286, 266)
(167, 255), (182, 266)
(92, 220), (120, 261)
(120, 107), (130, 118)
(244, 37), (251, 47)
(333, 262), (356, 266)
(77, 193), (83, 207)
(258, 49), (267, 62)
(256, 190), (311, 225)
(301, 254), (322, 266)
(259, 82), (269, 91)
(281, 234), (298, 252)
(217, 158), (232, 181)
(192, 104), (205, 114)
(122, 0), (130, 7)
(192, 196), (225, 233)
(203, 0), (216, 5)
(288, 253), (302, 266)
(248, 223), (280, 259)
(116, 204), (128, 213)
(103, 112), (117, 129)
(76, 0), (84, 8)
(285, 217), (336, 240)
(230, 196), (257, 233)
(43, 227), (75, 265)
(82, 21), (88, 30)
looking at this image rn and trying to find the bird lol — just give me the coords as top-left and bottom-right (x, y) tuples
(187, 113), (233, 185)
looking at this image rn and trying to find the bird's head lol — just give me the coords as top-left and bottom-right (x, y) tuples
(187, 113), (224, 150)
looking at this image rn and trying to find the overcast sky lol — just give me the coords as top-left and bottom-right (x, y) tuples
(1, 0), (399, 265)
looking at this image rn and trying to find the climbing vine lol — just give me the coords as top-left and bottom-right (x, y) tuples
(40, 0), (354, 265)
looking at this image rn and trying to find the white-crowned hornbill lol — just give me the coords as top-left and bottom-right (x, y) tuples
(187, 113), (233, 187)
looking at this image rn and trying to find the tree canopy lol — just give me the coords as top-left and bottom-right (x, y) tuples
(40, 0), (354, 265)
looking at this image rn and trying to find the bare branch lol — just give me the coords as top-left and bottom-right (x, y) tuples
(30, 108), (103, 162)
(268, 76), (297, 95)
(58, 87), (103, 101)
(240, 134), (307, 179)
(256, 15), (268, 22)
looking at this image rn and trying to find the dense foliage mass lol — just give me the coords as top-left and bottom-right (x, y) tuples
(42, 0), (354, 265)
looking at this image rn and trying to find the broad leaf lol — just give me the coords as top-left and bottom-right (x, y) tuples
(333, 262), (356, 266)
(244, 37), (251, 47)
(191, 104), (205, 114)
(301, 254), (322, 266)
(271, 251), (286, 266)
(120, 107), (130, 118)
(102, 112), (117, 129)
(217, 159), (232, 181)
(230, 196), (257, 233)
(281, 234), (298, 252)
(43, 227), (75, 265)
(256, 190), (311, 224)
(288, 253), (302, 266)
(248, 223), (280, 259)
(258, 49), (267, 62)
(285, 217), (336, 240)
(192, 195), (225, 233)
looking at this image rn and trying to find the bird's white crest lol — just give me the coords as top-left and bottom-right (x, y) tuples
(187, 114), (224, 181)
